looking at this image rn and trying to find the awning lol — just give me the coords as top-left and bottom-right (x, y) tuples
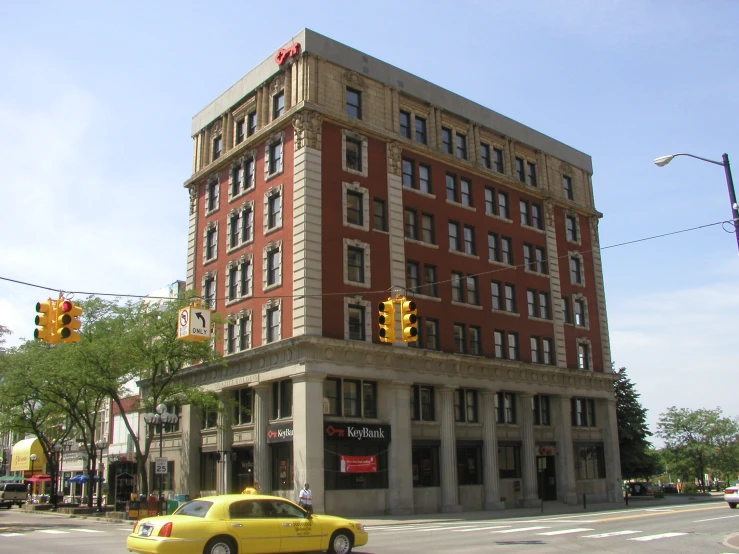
(27, 474), (51, 483)
(10, 438), (46, 472)
(68, 474), (105, 484)
(0, 475), (24, 482)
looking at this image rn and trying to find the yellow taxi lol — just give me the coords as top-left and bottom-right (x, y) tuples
(126, 494), (368, 554)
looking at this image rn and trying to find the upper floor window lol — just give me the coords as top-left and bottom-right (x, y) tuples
(415, 117), (427, 144)
(247, 111), (257, 136)
(346, 87), (362, 119)
(399, 110), (411, 138)
(448, 221), (461, 251)
(441, 127), (452, 154)
(446, 173), (458, 202)
(373, 198), (387, 231)
(578, 343), (591, 370)
(574, 298), (587, 327)
(272, 92), (285, 119)
(563, 175), (574, 200)
(562, 297), (572, 325)
(346, 138), (362, 172)
(233, 388), (253, 425)
(451, 271), (464, 302)
(453, 323), (465, 354)
(212, 135), (222, 161)
(265, 247), (282, 288)
(516, 157), (525, 182)
(480, 143), (491, 169)
(266, 304), (281, 345)
(205, 226), (217, 261)
(423, 264), (438, 297)
(456, 133), (467, 159)
(495, 392), (516, 424)
(418, 164), (431, 193)
(421, 213), (435, 244)
(501, 236), (513, 265)
(324, 378), (377, 418)
(344, 239), (371, 287)
(346, 190), (363, 226)
(455, 389), (478, 422)
(533, 395), (551, 425)
(566, 215), (578, 242)
(268, 140), (283, 175)
(498, 191), (509, 219)
(460, 178), (472, 207)
(411, 385), (435, 421)
(527, 162), (537, 186)
(463, 225), (476, 255)
(235, 118), (245, 145)
(266, 191), (282, 230)
(402, 158), (415, 188)
(203, 276), (216, 309)
(571, 398), (596, 427)
(347, 246), (365, 283)
(347, 304), (367, 342)
(404, 208), (418, 240)
(406, 260), (420, 293)
(493, 148), (505, 173)
(271, 379), (292, 418)
(207, 179), (219, 212)
(570, 255), (583, 284)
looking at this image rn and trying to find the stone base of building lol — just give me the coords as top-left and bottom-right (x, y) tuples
(441, 503), (463, 513)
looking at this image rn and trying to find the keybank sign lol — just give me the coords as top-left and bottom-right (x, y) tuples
(325, 423), (391, 442)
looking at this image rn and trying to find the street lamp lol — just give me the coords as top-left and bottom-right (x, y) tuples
(95, 439), (107, 513)
(29, 453), (37, 502)
(51, 442), (62, 511)
(654, 152), (739, 254)
(144, 403), (178, 515)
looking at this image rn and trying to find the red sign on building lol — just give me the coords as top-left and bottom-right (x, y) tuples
(275, 43), (301, 65)
(340, 455), (377, 473)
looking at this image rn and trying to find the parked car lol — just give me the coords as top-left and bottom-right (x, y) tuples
(0, 483), (27, 509)
(127, 494), (368, 554)
(662, 483), (679, 494)
(723, 481), (739, 508)
(625, 481), (658, 496)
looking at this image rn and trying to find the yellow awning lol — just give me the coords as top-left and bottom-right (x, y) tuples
(10, 438), (46, 472)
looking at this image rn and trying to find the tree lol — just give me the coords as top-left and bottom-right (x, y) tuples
(614, 367), (659, 479)
(0, 324), (11, 355)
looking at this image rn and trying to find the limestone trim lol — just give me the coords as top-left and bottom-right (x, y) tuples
(292, 110), (323, 150)
(589, 216), (613, 372)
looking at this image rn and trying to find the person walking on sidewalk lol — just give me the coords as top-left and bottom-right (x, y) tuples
(299, 483), (313, 513)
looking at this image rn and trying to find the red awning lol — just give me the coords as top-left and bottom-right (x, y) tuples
(26, 474), (51, 483)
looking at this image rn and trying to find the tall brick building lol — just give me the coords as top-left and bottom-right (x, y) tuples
(168, 29), (621, 516)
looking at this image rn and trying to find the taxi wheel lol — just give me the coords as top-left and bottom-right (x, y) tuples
(729, 503), (737, 509)
(204, 535), (237, 554)
(328, 530), (353, 554)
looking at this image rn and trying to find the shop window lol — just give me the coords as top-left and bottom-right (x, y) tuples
(323, 378), (376, 418)
(411, 385), (434, 421)
(575, 444), (605, 480)
(324, 442), (388, 490)
(200, 452), (219, 492)
(454, 389), (478, 422)
(271, 443), (293, 491)
(412, 445), (440, 487)
(533, 395), (551, 426)
(495, 392), (516, 423)
(233, 388), (253, 425)
(271, 380), (292, 419)
(457, 445), (482, 485)
(498, 444), (521, 479)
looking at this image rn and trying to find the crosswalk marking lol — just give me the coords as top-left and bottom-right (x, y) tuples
(70, 528), (104, 533)
(0, 533), (22, 537)
(454, 525), (511, 532)
(628, 532), (687, 542)
(37, 530), (70, 534)
(582, 530), (641, 538)
(491, 526), (550, 534)
(538, 528), (594, 536)
(695, 514), (739, 522)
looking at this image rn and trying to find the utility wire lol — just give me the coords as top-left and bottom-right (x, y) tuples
(0, 218), (729, 303)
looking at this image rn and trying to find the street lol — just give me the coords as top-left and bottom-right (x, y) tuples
(1, 501), (739, 553)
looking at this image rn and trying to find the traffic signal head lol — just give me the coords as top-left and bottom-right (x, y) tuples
(377, 300), (395, 343)
(56, 300), (82, 343)
(34, 300), (59, 344)
(400, 298), (418, 342)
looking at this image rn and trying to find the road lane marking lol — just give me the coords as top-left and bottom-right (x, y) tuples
(37, 530), (70, 534)
(694, 514), (739, 522)
(537, 528), (594, 535)
(454, 526), (511, 532)
(582, 530), (641, 538)
(406, 524), (493, 532)
(491, 526), (550, 533)
(628, 532), (687, 541)
(0, 533), (23, 537)
(592, 504), (723, 523)
(71, 528), (104, 533)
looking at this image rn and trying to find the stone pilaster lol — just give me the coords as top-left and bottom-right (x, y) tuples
(589, 216), (613, 372)
(388, 382), (414, 515)
(554, 395), (578, 504)
(439, 387), (461, 512)
(544, 199), (567, 368)
(601, 399), (622, 502)
(180, 404), (201, 499)
(291, 373), (325, 513)
(481, 391), (504, 510)
(252, 384), (270, 494)
(519, 393), (538, 507)
(216, 391), (234, 494)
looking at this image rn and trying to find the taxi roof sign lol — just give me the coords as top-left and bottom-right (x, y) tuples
(177, 305), (211, 342)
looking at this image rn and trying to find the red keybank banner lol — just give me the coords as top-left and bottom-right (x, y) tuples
(340, 455), (377, 473)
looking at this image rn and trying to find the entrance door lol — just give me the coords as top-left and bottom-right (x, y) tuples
(536, 456), (557, 501)
(231, 448), (255, 493)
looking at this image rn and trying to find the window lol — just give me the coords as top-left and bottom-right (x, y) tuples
(494, 330), (504, 358)
(422, 265), (438, 297)
(523, 244), (534, 271)
(448, 221), (460, 251)
(480, 144), (491, 168)
(576, 445), (605, 480)
(469, 326), (481, 355)
(457, 445), (482, 485)
(504, 284), (516, 313)
(562, 297), (572, 324)
(515, 157), (525, 182)
(415, 117), (427, 144)
(453, 324), (465, 354)
(212, 134), (222, 161)
(498, 191), (509, 219)
(421, 213), (435, 244)
(267, 192), (282, 230)
(225, 320), (237, 354)
(466, 276), (478, 305)
(266, 248), (281, 287)
(498, 445), (521, 479)
(533, 395), (551, 426)
(424, 319), (439, 350)
(233, 388), (253, 425)
(418, 164), (431, 193)
(531, 336), (554, 365)
(235, 118), (245, 144)
(526, 289), (549, 318)
(574, 298), (586, 327)
(238, 313), (251, 350)
(227, 267), (238, 301)
(399, 110), (411, 138)
(346, 190), (363, 226)
(348, 305), (366, 341)
(412, 445), (439, 487)
(346, 138), (362, 172)
(456, 133), (467, 159)
(572, 398), (596, 427)
(520, 200), (529, 226)
(244, 158), (255, 191)
(266, 305), (281, 344)
(532, 204), (542, 230)
(455, 389), (478, 422)
(484, 187), (495, 215)
(570, 256), (583, 284)
(346, 87), (362, 119)
(323, 378), (377, 418)
(491, 281), (502, 310)
(347, 246), (365, 283)
(207, 179), (219, 212)
(441, 127), (452, 154)
(272, 92), (284, 119)
(271, 379), (292, 419)
(526, 290), (536, 317)
(543, 338), (553, 365)
(404, 208), (418, 240)
(373, 198), (387, 231)
(496, 392), (516, 423)
(539, 292), (550, 319)
(463, 225), (475, 255)
(507, 332), (519, 360)
(247, 112), (257, 136)
(239, 259), (252, 298)
(411, 385), (434, 421)
(527, 162), (537, 186)
(578, 343), (591, 370)
(563, 175), (574, 200)
(268, 140), (282, 175)
(488, 232), (499, 262)
(446, 173), (458, 202)
(406, 261), (420, 293)
(205, 226), (217, 261)
(493, 148), (505, 173)
(536, 247), (548, 274)
(402, 158), (415, 188)
(460, 178), (472, 207)
(451, 271), (464, 302)
(229, 211), (241, 248)
(566, 215), (578, 242)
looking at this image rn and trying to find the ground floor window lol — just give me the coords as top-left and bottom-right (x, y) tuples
(271, 443), (293, 491)
(457, 443), (483, 485)
(575, 443), (605, 480)
(324, 440), (388, 490)
(110, 462), (136, 508)
(498, 443), (521, 479)
(231, 448), (254, 492)
(148, 461), (175, 495)
(200, 452), (218, 492)
(412, 443), (440, 487)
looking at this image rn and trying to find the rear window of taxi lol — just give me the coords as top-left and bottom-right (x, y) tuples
(174, 500), (213, 517)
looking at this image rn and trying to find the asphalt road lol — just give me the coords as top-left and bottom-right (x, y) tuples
(1, 501), (738, 553)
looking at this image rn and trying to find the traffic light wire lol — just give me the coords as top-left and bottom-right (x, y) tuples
(0, 218), (728, 303)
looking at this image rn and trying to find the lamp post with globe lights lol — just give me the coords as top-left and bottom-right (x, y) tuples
(95, 439), (107, 512)
(144, 404), (178, 515)
(654, 152), (739, 255)
(51, 442), (63, 511)
(29, 453), (37, 502)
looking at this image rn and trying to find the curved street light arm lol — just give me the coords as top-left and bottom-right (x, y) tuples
(670, 152), (725, 167)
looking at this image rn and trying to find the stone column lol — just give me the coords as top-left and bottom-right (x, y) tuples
(216, 391), (234, 494)
(252, 384), (271, 494)
(481, 391), (504, 510)
(439, 387), (461, 512)
(180, 404), (202, 499)
(554, 396), (578, 504)
(388, 382), (414, 515)
(519, 393), (538, 507)
(291, 373), (325, 513)
(601, 398), (623, 502)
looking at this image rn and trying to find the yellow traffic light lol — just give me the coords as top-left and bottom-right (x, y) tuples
(56, 299), (82, 343)
(400, 298), (418, 342)
(378, 299), (395, 343)
(34, 299), (59, 344)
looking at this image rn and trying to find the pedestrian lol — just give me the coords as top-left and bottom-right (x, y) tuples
(298, 483), (313, 513)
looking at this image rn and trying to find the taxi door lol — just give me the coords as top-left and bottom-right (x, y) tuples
(226, 499), (282, 553)
(269, 499), (323, 553)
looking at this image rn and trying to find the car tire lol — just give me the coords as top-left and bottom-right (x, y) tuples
(203, 535), (237, 554)
(328, 530), (353, 554)
(729, 503), (737, 509)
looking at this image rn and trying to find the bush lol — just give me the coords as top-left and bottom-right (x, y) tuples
(681, 482), (698, 494)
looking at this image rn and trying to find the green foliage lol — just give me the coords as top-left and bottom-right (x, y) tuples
(614, 367), (659, 479)
(681, 482), (698, 494)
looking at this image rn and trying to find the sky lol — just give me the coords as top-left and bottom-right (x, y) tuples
(1, 0), (738, 441)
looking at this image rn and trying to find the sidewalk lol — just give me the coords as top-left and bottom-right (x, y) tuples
(357, 493), (724, 527)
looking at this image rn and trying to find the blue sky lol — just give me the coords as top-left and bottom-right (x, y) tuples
(1, 0), (738, 439)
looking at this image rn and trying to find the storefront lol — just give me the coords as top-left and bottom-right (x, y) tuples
(10, 438), (46, 477)
(267, 422), (293, 492)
